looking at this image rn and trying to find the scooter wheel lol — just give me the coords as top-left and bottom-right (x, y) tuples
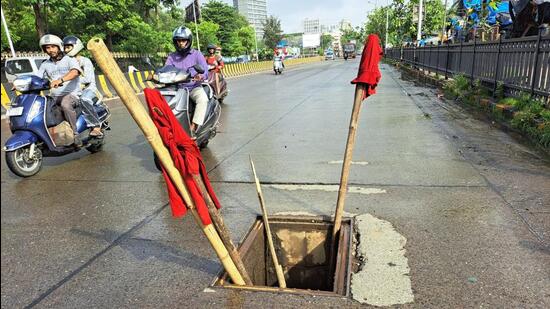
(6, 146), (43, 177)
(86, 142), (104, 153)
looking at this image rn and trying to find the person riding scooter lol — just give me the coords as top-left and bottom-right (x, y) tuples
(165, 26), (209, 136)
(63, 35), (103, 137)
(36, 34), (83, 146)
(205, 43), (228, 102)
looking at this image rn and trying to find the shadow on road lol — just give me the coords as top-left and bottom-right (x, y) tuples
(71, 228), (220, 275)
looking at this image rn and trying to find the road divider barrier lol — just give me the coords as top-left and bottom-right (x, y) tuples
(1, 56), (323, 109)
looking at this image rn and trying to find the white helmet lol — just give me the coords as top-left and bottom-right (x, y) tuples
(39, 34), (63, 52)
(62, 36), (84, 56)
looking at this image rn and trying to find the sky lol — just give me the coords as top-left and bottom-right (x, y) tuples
(217, 0), (383, 33)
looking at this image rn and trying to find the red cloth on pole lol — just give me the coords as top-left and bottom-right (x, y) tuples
(143, 88), (221, 225)
(351, 34), (383, 99)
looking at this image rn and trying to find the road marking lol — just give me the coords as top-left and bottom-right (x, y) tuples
(267, 184), (386, 195)
(327, 160), (369, 165)
(351, 213), (414, 306)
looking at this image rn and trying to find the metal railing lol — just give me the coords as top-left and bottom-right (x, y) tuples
(385, 28), (550, 99)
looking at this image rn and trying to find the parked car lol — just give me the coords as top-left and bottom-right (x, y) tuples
(4, 56), (48, 83)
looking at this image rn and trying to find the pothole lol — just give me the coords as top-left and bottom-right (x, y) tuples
(211, 215), (353, 296)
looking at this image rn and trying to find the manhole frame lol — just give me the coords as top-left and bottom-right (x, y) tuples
(210, 215), (353, 297)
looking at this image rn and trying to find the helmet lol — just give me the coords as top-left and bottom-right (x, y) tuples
(39, 34), (63, 52)
(172, 26), (193, 55)
(62, 35), (84, 57)
(207, 43), (216, 50)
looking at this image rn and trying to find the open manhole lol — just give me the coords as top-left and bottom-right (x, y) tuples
(212, 216), (353, 297)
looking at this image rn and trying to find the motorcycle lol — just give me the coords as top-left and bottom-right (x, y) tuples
(273, 56), (284, 75)
(207, 64), (228, 104)
(3, 74), (110, 177)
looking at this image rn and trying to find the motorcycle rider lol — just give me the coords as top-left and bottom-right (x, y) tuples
(205, 43), (224, 73)
(36, 34), (83, 146)
(63, 35), (103, 137)
(165, 26), (209, 135)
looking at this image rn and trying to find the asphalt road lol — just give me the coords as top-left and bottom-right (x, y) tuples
(1, 59), (549, 308)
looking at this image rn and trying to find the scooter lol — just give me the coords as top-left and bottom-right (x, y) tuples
(147, 63), (221, 170)
(207, 64), (228, 104)
(273, 56), (284, 75)
(149, 63), (221, 149)
(3, 74), (110, 177)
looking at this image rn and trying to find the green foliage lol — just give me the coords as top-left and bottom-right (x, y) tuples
(364, 0), (446, 47)
(186, 21), (220, 53)
(508, 95), (549, 149)
(340, 26), (363, 46)
(321, 34), (334, 50)
(263, 16), (283, 50)
(495, 81), (505, 100)
(201, 0), (249, 56)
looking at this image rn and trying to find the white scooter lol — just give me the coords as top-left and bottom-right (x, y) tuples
(273, 56), (284, 75)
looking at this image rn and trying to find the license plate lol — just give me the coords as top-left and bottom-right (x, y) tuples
(7, 107), (23, 117)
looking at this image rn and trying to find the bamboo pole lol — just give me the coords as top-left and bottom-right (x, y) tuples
(249, 157), (287, 288)
(329, 84), (366, 283)
(87, 38), (245, 286)
(192, 174), (253, 285)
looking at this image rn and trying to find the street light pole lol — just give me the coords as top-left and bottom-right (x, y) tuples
(417, 0), (423, 42)
(1, 5), (16, 57)
(385, 6), (389, 49)
(441, 0), (448, 41)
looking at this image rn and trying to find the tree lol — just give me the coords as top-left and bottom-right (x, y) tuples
(187, 21), (220, 53)
(321, 33), (334, 50)
(262, 16), (282, 50)
(237, 26), (255, 55)
(201, 0), (249, 55)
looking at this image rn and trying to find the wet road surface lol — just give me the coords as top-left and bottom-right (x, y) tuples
(1, 60), (549, 308)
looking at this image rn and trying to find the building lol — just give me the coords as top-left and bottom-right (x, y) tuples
(303, 18), (321, 34)
(233, 0), (268, 40)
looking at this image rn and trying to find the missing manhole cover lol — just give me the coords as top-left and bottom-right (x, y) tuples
(211, 216), (353, 297)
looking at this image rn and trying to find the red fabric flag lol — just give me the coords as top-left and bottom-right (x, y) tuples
(351, 34), (383, 99)
(143, 88), (221, 225)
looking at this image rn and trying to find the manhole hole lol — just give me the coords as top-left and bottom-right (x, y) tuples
(211, 216), (353, 297)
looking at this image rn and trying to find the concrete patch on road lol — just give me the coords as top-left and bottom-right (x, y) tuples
(327, 160), (369, 166)
(351, 213), (414, 306)
(267, 184), (387, 195)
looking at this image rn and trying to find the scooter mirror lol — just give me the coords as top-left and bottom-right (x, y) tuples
(193, 64), (205, 74)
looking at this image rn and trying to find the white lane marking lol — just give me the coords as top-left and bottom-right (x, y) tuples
(351, 213), (414, 306)
(327, 160), (369, 165)
(267, 184), (386, 195)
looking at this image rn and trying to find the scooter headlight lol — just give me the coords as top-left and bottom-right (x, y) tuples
(26, 101), (41, 123)
(158, 72), (177, 84)
(13, 76), (32, 92)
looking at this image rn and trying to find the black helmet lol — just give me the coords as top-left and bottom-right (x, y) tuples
(172, 26), (193, 55)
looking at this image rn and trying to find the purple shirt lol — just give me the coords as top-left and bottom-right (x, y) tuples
(165, 49), (208, 90)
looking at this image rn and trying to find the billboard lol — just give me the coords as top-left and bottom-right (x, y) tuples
(302, 33), (321, 48)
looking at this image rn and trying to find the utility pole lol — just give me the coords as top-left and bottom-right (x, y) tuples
(1, 5), (16, 57)
(253, 27), (259, 61)
(417, 0), (423, 43)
